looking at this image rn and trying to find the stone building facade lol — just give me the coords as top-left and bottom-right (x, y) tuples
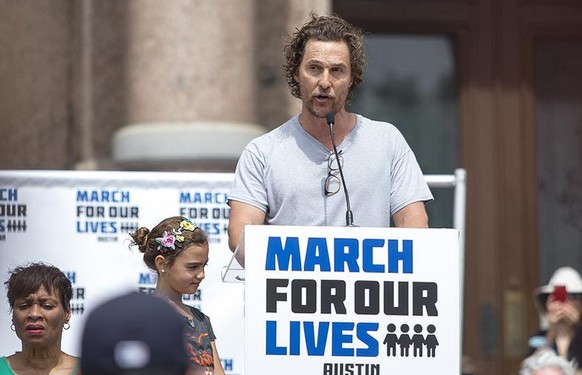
(0, 0), (329, 171)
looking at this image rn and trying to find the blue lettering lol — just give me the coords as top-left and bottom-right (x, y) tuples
(0, 189), (17, 201)
(304, 321), (329, 355)
(104, 221), (117, 233)
(179, 192), (197, 204)
(356, 323), (379, 356)
(304, 238), (331, 272)
(197, 222), (221, 235)
(65, 271), (77, 284)
(332, 322), (354, 356)
(266, 321), (379, 357)
(76, 190), (130, 203)
(388, 239), (413, 274)
(265, 237), (302, 271)
(266, 321), (286, 355)
(76, 221), (118, 233)
(265, 237), (414, 273)
(362, 239), (385, 273)
(178, 192), (228, 204)
(76, 191), (88, 201)
(139, 273), (156, 285)
(289, 321), (300, 355)
(0, 220), (4, 232)
(222, 359), (233, 371)
(333, 238), (359, 272)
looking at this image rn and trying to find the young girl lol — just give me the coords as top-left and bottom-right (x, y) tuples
(130, 216), (226, 375)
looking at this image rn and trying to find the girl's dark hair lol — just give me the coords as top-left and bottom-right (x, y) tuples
(130, 216), (208, 272)
(5, 262), (72, 311)
(283, 13), (366, 102)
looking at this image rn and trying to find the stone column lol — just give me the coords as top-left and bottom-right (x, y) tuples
(0, 1), (72, 169)
(112, 0), (263, 171)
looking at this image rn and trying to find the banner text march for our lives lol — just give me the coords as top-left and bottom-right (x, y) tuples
(244, 226), (460, 375)
(0, 171), (243, 375)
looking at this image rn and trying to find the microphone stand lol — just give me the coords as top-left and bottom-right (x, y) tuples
(326, 113), (356, 227)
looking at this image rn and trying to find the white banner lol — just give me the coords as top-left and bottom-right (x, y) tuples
(244, 225), (460, 374)
(0, 170), (243, 375)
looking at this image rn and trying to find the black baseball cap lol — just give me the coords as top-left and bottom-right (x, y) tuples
(81, 292), (189, 375)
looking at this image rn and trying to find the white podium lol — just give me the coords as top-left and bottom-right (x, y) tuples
(224, 225), (461, 375)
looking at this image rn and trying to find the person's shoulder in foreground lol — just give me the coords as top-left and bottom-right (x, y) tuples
(81, 291), (190, 375)
(519, 348), (576, 375)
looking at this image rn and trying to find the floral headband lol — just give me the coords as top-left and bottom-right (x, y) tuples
(155, 218), (197, 254)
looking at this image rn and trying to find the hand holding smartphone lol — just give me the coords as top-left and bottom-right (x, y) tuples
(552, 285), (567, 303)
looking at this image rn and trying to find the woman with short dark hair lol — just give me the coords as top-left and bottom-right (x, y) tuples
(1, 262), (79, 374)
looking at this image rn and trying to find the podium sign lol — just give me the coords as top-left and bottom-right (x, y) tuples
(244, 225), (460, 374)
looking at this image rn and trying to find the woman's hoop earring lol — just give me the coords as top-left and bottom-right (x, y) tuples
(10, 323), (15, 331)
(63, 322), (70, 330)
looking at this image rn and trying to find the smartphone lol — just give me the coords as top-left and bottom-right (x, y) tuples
(552, 285), (568, 302)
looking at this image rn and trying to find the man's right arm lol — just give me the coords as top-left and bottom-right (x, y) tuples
(227, 200), (266, 267)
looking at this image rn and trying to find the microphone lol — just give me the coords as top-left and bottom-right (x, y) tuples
(326, 112), (356, 227)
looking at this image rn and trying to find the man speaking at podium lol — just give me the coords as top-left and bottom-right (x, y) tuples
(227, 13), (433, 266)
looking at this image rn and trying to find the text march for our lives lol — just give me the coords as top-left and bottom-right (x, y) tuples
(0, 170), (243, 375)
(244, 225), (460, 375)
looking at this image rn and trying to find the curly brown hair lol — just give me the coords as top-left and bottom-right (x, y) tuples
(130, 216), (208, 273)
(283, 13), (366, 102)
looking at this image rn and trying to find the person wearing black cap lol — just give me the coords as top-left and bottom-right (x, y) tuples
(81, 292), (190, 375)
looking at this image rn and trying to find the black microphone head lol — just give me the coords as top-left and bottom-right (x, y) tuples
(326, 112), (335, 126)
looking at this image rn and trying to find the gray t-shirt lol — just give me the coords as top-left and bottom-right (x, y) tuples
(229, 114), (433, 227)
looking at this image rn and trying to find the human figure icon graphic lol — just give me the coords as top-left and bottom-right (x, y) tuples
(383, 323), (398, 356)
(398, 324), (412, 357)
(412, 324), (425, 357)
(382, 323), (439, 359)
(425, 324), (439, 357)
